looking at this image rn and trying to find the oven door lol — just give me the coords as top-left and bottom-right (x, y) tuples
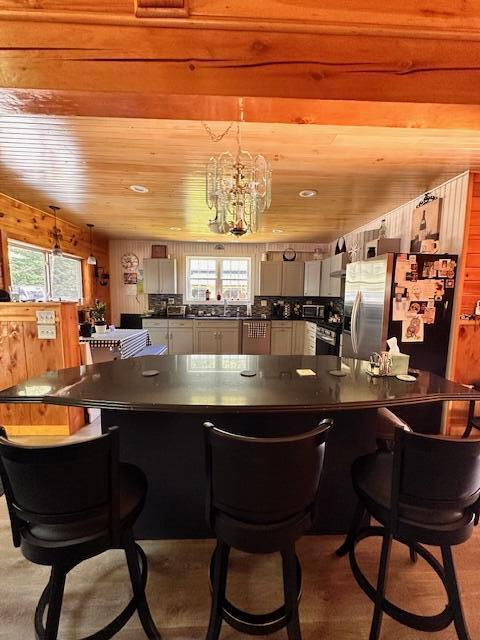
(315, 332), (339, 356)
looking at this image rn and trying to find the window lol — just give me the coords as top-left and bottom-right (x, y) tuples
(186, 257), (251, 303)
(9, 241), (83, 302)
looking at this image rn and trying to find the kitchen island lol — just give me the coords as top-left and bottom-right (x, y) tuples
(1, 354), (478, 539)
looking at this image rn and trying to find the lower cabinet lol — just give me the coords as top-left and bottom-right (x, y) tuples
(292, 322), (305, 355)
(169, 328), (194, 354)
(194, 320), (240, 354)
(271, 321), (293, 355)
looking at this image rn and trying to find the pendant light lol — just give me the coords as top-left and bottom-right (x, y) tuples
(86, 223), (97, 265)
(49, 205), (63, 257)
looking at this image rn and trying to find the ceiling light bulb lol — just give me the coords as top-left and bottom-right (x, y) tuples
(299, 189), (318, 198)
(129, 185), (149, 193)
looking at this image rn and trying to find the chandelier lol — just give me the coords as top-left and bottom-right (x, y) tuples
(205, 101), (272, 237)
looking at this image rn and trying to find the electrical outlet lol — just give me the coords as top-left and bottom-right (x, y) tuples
(37, 325), (57, 340)
(261, 299), (268, 307)
(36, 310), (55, 324)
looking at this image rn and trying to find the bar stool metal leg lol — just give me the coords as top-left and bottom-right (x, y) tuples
(44, 566), (67, 640)
(335, 501), (366, 557)
(369, 533), (393, 640)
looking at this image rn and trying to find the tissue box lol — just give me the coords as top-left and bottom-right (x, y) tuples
(390, 353), (410, 376)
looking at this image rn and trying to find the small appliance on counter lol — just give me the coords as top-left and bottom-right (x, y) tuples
(302, 304), (325, 319)
(272, 302), (284, 319)
(167, 304), (186, 318)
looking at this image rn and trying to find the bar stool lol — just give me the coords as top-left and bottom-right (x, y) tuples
(462, 381), (480, 438)
(336, 426), (480, 640)
(374, 407), (412, 452)
(0, 426), (161, 640)
(203, 418), (332, 640)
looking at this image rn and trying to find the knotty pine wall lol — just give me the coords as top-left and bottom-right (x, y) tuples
(109, 241), (329, 326)
(0, 192), (110, 312)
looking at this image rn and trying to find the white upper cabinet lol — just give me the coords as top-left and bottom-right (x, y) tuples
(143, 258), (177, 294)
(304, 261), (322, 296)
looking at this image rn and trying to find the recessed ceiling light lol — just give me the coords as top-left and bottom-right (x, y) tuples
(169, 226), (182, 231)
(129, 185), (149, 193)
(272, 228), (284, 234)
(299, 189), (317, 198)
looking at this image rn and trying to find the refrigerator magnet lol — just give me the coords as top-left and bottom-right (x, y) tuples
(402, 317), (424, 342)
(446, 279), (455, 288)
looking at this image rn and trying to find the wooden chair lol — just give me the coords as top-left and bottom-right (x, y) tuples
(0, 425), (161, 640)
(203, 418), (332, 640)
(337, 427), (480, 640)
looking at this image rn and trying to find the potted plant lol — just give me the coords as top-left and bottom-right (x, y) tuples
(91, 300), (108, 334)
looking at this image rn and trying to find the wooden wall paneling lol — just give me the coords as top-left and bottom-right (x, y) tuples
(0, 192), (110, 311)
(0, 228), (9, 290)
(0, 321), (31, 426)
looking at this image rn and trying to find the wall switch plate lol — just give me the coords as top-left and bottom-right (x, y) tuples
(36, 310), (55, 324)
(261, 299), (267, 306)
(37, 324), (57, 339)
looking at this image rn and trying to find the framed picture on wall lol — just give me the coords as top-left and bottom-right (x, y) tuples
(410, 199), (442, 253)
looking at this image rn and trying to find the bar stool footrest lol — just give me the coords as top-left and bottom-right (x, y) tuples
(209, 552), (302, 636)
(349, 526), (453, 633)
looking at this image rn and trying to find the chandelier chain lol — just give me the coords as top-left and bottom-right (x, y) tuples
(201, 120), (234, 143)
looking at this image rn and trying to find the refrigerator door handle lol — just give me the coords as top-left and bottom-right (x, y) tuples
(351, 291), (361, 354)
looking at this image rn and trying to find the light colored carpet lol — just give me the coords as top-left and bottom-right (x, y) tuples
(0, 497), (479, 639)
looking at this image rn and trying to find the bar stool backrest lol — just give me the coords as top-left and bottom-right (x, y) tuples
(0, 426), (120, 546)
(204, 419), (332, 526)
(392, 427), (480, 524)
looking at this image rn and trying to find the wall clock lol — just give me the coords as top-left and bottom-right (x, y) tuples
(121, 253), (139, 270)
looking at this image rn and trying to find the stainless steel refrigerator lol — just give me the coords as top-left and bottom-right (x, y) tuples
(342, 253), (458, 377)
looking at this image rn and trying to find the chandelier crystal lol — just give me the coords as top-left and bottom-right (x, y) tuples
(205, 104), (272, 237)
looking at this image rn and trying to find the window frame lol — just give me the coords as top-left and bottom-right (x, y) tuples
(8, 239), (84, 303)
(185, 255), (252, 304)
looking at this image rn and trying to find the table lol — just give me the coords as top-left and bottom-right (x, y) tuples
(1, 354), (478, 539)
(80, 328), (150, 362)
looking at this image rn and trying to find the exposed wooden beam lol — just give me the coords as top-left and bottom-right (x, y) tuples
(0, 9), (480, 107)
(2, 90), (480, 130)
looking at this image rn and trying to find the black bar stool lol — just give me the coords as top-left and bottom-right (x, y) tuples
(462, 381), (480, 438)
(337, 426), (480, 640)
(374, 407), (412, 452)
(0, 426), (161, 640)
(203, 418), (332, 640)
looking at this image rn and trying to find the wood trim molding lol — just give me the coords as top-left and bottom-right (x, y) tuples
(0, 229), (10, 291)
(135, 0), (189, 18)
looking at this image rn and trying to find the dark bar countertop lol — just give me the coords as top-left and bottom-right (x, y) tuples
(0, 355), (477, 414)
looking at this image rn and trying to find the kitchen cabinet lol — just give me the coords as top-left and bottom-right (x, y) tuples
(259, 261), (282, 296)
(304, 322), (317, 355)
(143, 258), (177, 294)
(259, 261), (305, 296)
(304, 261), (322, 296)
(282, 261), (305, 296)
(320, 254), (348, 297)
(292, 322), (305, 355)
(142, 318), (169, 349)
(168, 319), (193, 354)
(271, 320), (293, 355)
(194, 320), (240, 354)
(142, 318), (193, 354)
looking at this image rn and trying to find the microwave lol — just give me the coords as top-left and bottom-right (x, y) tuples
(302, 304), (325, 319)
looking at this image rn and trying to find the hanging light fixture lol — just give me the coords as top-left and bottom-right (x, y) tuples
(49, 205), (63, 257)
(86, 223), (97, 265)
(205, 98), (272, 237)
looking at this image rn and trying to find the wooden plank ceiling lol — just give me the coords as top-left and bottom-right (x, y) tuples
(1, 115), (480, 243)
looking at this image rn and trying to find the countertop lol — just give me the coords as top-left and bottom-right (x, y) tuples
(143, 315), (342, 330)
(0, 355), (477, 414)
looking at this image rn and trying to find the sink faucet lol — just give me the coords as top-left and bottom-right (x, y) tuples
(223, 298), (228, 316)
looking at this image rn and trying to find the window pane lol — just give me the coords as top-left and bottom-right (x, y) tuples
(221, 258), (249, 300)
(50, 254), (83, 301)
(189, 279), (217, 301)
(9, 244), (48, 301)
